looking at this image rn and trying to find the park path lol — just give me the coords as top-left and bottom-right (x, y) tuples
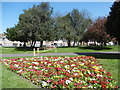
(0, 51), (120, 57)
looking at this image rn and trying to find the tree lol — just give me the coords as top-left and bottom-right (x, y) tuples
(57, 13), (75, 47)
(70, 9), (92, 46)
(18, 2), (54, 47)
(5, 27), (18, 41)
(5, 2), (54, 47)
(105, 1), (120, 45)
(83, 17), (111, 46)
(56, 9), (92, 47)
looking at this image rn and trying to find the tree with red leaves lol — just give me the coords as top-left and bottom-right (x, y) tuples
(82, 17), (111, 46)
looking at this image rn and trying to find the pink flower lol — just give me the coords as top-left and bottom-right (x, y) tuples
(29, 69), (35, 71)
(78, 82), (82, 85)
(47, 79), (51, 83)
(74, 83), (78, 86)
(37, 70), (42, 73)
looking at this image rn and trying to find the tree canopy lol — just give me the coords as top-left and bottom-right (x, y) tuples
(5, 3), (92, 47)
(56, 9), (92, 47)
(82, 17), (111, 46)
(105, 1), (120, 44)
(5, 2), (54, 47)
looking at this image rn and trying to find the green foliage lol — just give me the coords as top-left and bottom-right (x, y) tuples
(18, 2), (54, 47)
(5, 27), (18, 41)
(71, 9), (92, 43)
(56, 9), (92, 47)
(5, 2), (54, 47)
(105, 1), (120, 44)
(5, 3), (91, 47)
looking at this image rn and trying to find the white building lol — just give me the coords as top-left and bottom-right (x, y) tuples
(0, 34), (22, 47)
(0, 34), (68, 47)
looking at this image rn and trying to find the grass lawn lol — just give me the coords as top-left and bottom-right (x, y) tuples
(45, 45), (119, 53)
(1, 64), (37, 88)
(1, 55), (119, 88)
(0, 45), (119, 54)
(0, 63), (2, 89)
(0, 47), (33, 54)
(97, 59), (119, 85)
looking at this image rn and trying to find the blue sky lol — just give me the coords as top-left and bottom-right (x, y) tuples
(1, 2), (113, 33)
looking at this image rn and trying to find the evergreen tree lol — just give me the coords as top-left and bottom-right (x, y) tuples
(5, 2), (54, 47)
(105, 1), (120, 44)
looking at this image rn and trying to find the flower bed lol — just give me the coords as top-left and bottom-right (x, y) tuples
(1, 56), (118, 88)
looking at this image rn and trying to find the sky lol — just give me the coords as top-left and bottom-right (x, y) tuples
(1, 2), (114, 33)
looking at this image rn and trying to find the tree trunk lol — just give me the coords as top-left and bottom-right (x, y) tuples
(40, 41), (43, 47)
(100, 42), (104, 48)
(33, 41), (36, 47)
(73, 40), (76, 47)
(23, 42), (26, 48)
(104, 42), (107, 46)
(118, 41), (120, 45)
(31, 40), (33, 47)
(86, 42), (88, 46)
(94, 41), (96, 46)
(68, 40), (71, 47)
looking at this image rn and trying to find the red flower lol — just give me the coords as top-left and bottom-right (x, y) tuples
(93, 80), (98, 84)
(90, 73), (95, 77)
(57, 71), (61, 75)
(101, 84), (107, 88)
(63, 83), (68, 88)
(10, 65), (14, 69)
(59, 80), (65, 84)
(106, 72), (112, 76)
(65, 72), (71, 77)
(53, 81), (58, 85)
(55, 67), (62, 71)
(52, 86), (56, 88)
(85, 74), (89, 77)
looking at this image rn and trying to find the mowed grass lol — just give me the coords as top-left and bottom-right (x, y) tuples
(1, 55), (119, 88)
(0, 63), (2, 89)
(39, 45), (119, 53)
(1, 47), (33, 54)
(0, 45), (119, 54)
(1, 64), (37, 88)
(97, 59), (119, 85)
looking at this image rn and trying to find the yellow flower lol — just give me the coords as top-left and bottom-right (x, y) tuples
(54, 75), (60, 78)
(91, 61), (94, 64)
(41, 61), (43, 64)
(92, 66), (100, 72)
(79, 63), (84, 66)
(79, 72), (83, 76)
(56, 64), (60, 68)
(92, 66), (99, 70)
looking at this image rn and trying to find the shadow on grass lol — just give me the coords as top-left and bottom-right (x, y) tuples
(75, 52), (120, 59)
(14, 47), (33, 52)
(57, 46), (79, 48)
(14, 47), (46, 52)
(79, 46), (112, 50)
